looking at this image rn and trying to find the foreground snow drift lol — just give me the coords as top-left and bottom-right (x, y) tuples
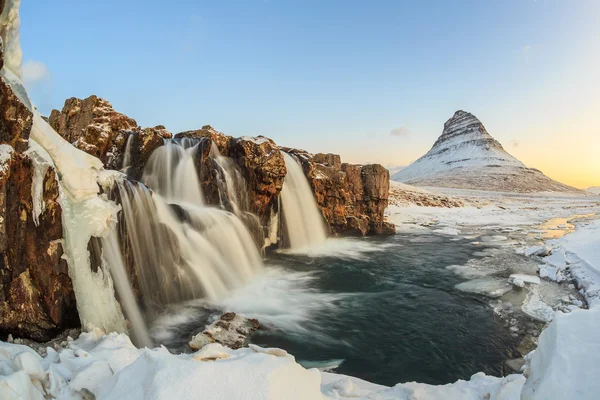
(2, 306), (600, 399)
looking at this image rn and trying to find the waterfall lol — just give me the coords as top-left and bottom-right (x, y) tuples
(100, 226), (153, 347)
(113, 139), (263, 310)
(142, 139), (205, 204)
(209, 144), (264, 248)
(280, 152), (327, 250)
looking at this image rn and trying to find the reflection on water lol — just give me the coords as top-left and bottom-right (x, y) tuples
(531, 214), (595, 239)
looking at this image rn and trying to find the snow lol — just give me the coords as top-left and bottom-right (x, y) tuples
(394, 111), (525, 183)
(508, 274), (540, 287)
(0, 331), (326, 400)
(0, 0), (128, 342)
(522, 288), (555, 322)
(586, 186), (600, 195)
(240, 136), (271, 145)
(521, 306), (600, 399)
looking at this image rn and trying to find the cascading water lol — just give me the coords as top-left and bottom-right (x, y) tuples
(142, 139), (205, 204)
(280, 152), (327, 250)
(209, 143), (264, 248)
(114, 139), (263, 310)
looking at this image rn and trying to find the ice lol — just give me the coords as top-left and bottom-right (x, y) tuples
(24, 139), (52, 225)
(508, 274), (540, 287)
(455, 277), (514, 298)
(521, 306), (600, 399)
(29, 113), (103, 202)
(433, 226), (460, 235)
(521, 289), (555, 322)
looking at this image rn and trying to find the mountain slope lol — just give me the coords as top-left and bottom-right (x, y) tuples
(393, 111), (581, 193)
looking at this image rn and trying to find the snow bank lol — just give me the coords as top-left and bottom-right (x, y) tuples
(521, 306), (600, 399)
(0, 331), (325, 400)
(539, 219), (600, 305)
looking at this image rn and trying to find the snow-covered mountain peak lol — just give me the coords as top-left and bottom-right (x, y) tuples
(392, 111), (580, 193)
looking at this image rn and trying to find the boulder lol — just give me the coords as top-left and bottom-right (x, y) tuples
(189, 312), (260, 351)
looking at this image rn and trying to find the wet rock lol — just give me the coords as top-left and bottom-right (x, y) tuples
(229, 136), (286, 227)
(189, 312), (259, 351)
(0, 151), (78, 341)
(0, 63), (31, 153)
(282, 148), (394, 236)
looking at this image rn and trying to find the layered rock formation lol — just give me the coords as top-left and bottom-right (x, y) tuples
(283, 149), (395, 235)
(393, 110), (581, 193)
(175, 128), (286, 230)
(48, 95), (394, 244)
(48, 96), (172, 179)
(0, 46), (78, 340)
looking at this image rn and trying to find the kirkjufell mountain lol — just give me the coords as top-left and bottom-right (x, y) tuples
(393, 110), (580, 193)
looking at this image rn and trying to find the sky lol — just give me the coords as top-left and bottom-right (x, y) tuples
(20, 0), (600, 188)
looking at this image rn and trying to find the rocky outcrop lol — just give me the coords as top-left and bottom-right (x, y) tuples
(0, 152), (78, 341)
(175, 128), (286, 231)
(0, 47), (78, 341)
(283, 148), (394, 236)
(0, 66), (31, 152)
(393, 110), (582, 193)
(189, 312), (259, 351)
(49, 95), (394, 240)
(48, 96), (172, 178)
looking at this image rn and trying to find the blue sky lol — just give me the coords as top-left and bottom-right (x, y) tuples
(20, 0), (600, 187)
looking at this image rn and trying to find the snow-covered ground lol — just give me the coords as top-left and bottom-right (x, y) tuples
(1, 185), (600, 399)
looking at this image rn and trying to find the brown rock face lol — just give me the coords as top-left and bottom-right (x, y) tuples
(0, 152), (78, 341)
(283, 149), (394, 236)
(228, 136), (286, 225)
(48, 96), (171, 176)
(174, 129), (286, 242)
(0, 55), (77, 340)
(0, 73), (31, 153)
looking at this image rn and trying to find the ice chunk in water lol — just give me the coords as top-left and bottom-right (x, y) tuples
(455, 277), (514, 298)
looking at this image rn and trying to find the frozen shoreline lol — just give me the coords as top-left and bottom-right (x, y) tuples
(2, 186), (600, 399)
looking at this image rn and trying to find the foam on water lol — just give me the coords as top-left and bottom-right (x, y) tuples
(277, 237), (395, 260)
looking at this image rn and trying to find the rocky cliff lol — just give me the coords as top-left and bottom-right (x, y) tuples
(50, 97), (394, 242)
(0, 47), (78, 340)
(48, 96), (172, 179)
(283, 149), (395, 236)
(393, 110), (581, 193)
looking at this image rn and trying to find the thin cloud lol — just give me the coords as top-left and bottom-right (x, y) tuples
(23, 60), (50, 86)
(390, 127), (410, 137)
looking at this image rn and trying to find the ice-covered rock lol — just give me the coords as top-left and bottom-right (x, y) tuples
(189, 312), (260, 351)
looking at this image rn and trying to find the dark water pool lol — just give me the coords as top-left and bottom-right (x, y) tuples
(154, 233), (518, 386)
